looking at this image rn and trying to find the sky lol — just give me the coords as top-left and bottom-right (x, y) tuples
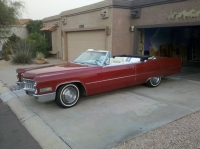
(22, 0), (103, 20)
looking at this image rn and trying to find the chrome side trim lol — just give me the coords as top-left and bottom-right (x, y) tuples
(86, 80), (102, 85)
(102, 75), (135, 82)
(86, 74), (136, 85)
(33, 92), (56, 102)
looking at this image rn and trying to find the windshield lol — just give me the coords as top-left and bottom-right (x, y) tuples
(74, 51), (108, 66)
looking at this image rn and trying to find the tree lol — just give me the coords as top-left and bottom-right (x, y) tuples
(26, 20), (43, 34)
(0, 0), (24, 37)
(27, 32), (50, 57)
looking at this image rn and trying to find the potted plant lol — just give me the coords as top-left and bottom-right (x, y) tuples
(34, 52), (47, 64)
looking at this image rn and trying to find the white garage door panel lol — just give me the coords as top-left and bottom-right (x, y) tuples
(67, 30), (105, 61)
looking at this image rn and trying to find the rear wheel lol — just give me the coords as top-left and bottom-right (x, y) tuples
(146, 76), (161, 87)
(55, 84), (80, 108)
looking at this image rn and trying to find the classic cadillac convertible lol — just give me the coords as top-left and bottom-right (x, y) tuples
(16, 49), (182, 108)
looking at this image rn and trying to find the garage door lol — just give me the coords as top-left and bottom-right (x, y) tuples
(67, 30), (105, 61)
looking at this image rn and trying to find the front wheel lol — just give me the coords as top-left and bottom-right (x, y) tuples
(146, 76), (161, 87)
(55, 84), (80, 108)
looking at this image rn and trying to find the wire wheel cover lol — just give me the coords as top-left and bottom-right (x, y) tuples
(150, 77), (160, 86)
(61, 87), (77, 104)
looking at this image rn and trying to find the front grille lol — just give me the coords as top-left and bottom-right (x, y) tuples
(23, 79), (35, 90)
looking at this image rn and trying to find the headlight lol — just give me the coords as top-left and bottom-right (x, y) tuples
(40, 87), (52, 93)
(35, 89), (37, 94)
(21, 73), (24, 81)
(16, 73), (19, 81)
(34, 82), (37, 89)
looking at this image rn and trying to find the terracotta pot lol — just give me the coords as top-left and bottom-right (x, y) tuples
(34, 59), (47, 64)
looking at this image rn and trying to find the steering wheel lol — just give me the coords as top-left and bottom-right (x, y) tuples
(95, 60), (101, 65)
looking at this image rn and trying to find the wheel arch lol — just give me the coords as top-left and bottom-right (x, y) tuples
(56, 81), (87, 97)
(146, 75), (163, 83)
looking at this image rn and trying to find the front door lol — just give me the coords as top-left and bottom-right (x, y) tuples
(102, 64), (135, 92)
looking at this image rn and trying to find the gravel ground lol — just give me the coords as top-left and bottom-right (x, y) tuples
(111, 110), (200, 149)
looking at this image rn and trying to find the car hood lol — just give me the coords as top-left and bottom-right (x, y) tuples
(23, 63), (90, 79)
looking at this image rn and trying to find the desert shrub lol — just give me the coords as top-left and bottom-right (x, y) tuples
(11, 39), (35, 64)
(35, 52), (45, 60)
(27, 32), (50, 57)
(12, 51), (33, 64)
(2, 34), (20, 58)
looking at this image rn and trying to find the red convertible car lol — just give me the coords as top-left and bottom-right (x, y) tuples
(16, 49), (182, 108)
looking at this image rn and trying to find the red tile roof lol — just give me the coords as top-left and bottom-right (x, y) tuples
(18, 19), (32, 25)
(40, 25), (57, 32)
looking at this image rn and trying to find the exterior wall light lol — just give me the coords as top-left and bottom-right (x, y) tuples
(130, 26), (134, 32)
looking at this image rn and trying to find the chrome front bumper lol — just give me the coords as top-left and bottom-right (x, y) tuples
(17, 81), (56, 103)
(33, 92), (56, 102)
(25, 89), (56, 102)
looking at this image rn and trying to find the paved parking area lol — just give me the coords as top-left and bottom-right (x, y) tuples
(6, 77), (200, 149)
(172, 66), (200, 81)
(1, 61), (200, 149)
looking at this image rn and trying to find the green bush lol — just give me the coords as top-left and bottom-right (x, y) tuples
(11, 39), (34, 64)
(2, 34), (20, 56)
(27, 32), (50, 57)
(26, 20), (43, 34)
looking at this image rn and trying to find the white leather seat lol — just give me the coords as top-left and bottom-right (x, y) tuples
(110, 58), (113, 64)
(129, 58), (140, 63)
(111, 57), (124, 64)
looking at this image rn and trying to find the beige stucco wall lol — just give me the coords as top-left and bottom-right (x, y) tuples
(62, 7), (113, 53)
(112, 8), (133, 56)
(42, 16), (63, 58)
(0, 25), (28, 52)
(131, 0), (200, 26)
(10, 25), (28, 39)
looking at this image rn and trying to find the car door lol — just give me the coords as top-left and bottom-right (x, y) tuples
(102, 64), (135, 92)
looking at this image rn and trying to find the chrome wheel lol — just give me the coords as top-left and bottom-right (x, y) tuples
(150, 77), (160, 86)
(146, 76), (161, 87)
(56, 84), (80, 108)
(61, 87), (77, 104)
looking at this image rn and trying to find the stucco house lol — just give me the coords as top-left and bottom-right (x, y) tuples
(0, 19), (31, 57)
(41, 0), (200, 65)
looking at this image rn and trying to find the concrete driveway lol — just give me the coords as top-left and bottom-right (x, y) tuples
(1, 63), (200, 149)
(2, 79), (200, 149)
